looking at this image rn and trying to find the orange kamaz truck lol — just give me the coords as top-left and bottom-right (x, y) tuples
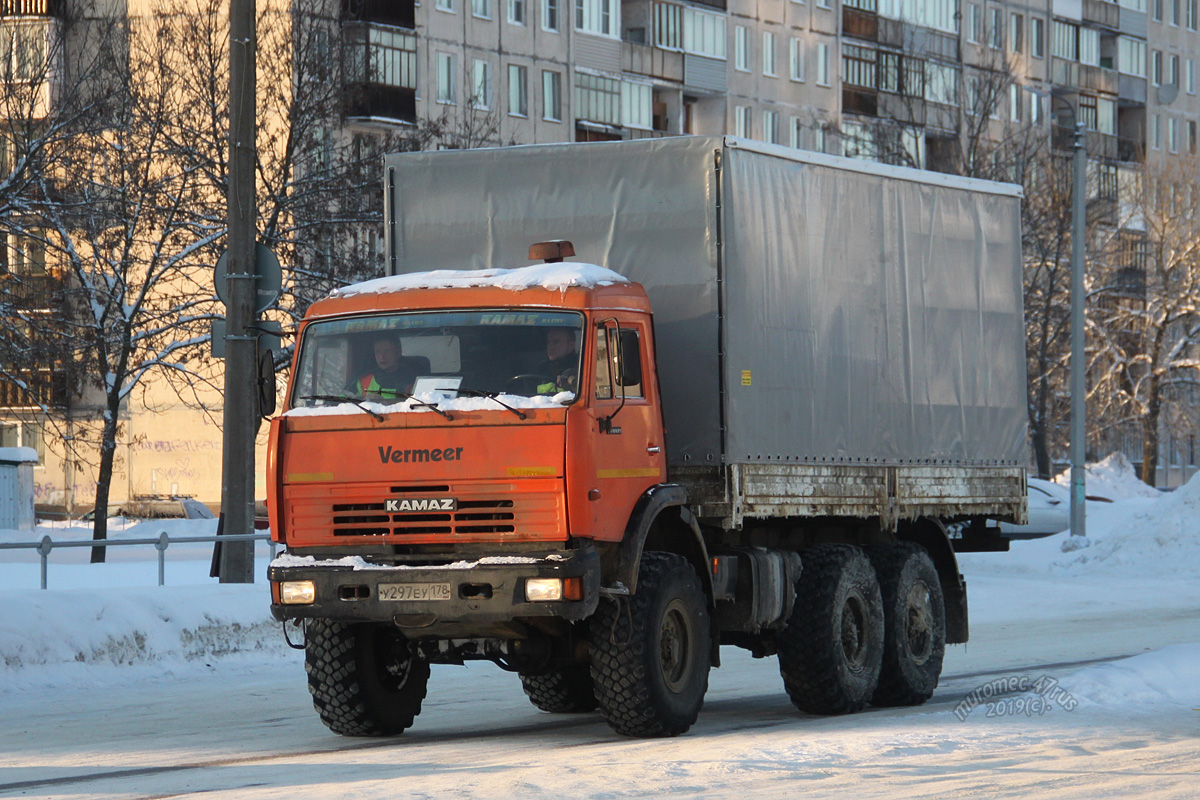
(268, 137), (1028, 739)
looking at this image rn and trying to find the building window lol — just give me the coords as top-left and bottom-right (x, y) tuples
(1010, 12), (1024, 53)
(1190, 120), (1197, 154)
(473, 0), (493, 19)
(574, 72), (620, 124)
(508, 64), (527, 116)
(1079, 28), (1099, 66)
(472, 59), (492, 109)
(1052, 21), (1078, 61)
(790, 37), (805, 81)
(1030, 90), (1043, 124)
(1188, 58), (1196, 93)
(575, 0), (617, 36)
(843, 43), (876, 89)
(966, 3), (981, 43)
(1150, 113), (1161, 149)
(509, 0), (525, 24)
(814, 123), (826, 153)
(682, 7), (726, 59)
(621, 81), (652, 129)
(1168, 117), (1179, 152)
(1189, 0), (1197, 29)
(735, 25), (749, 71)
(763, 31), (776, 76)
(542, 70), (561, 120)
(1119, 37), (1147, 77)
(543, 0), (560, 30)
(734, 105), (751, 137)
(1009, 82), (1022, 121)
(763, 110), (779, 144)
(816, 42), (829, 85)
(437, 52), (456, 104)
(655, 2), (682, 49)
(925, 61), (957, 105)
(988, 7), (1003, 49)
(1152, 49), (1163, 85)
(1031, 17), (1045, 58)
(790, 117), (803, 148)
(1097, 96), (1115, 135)
(436, 0), (455, 12)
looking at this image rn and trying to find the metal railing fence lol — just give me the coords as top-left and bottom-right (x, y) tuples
(0, 533), (276, 589)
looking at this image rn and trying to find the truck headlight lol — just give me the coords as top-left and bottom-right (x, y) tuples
(525, 577), (583, 602)
(280, 580), (316, 604)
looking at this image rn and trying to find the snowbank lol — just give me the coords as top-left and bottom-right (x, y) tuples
(1057, 643), (1200, 707)
(0, 584), (285, 683)
(1055, 452), (1160, 500)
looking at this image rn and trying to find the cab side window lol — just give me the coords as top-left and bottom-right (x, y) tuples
(595, 325), (613, 399)
(595, 325), (644, 400)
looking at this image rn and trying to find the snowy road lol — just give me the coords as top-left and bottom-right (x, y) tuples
(2, 603), (1198, 800)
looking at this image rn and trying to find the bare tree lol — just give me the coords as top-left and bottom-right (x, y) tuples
(1089, 158), (1200, 485)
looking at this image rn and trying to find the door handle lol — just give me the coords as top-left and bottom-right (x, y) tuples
(647, 446), (661, 454)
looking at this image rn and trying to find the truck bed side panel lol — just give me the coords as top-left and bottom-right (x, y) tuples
(721, 143), (1027, 467)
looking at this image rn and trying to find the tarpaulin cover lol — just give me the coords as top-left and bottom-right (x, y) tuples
(384, 136), (1028, 467)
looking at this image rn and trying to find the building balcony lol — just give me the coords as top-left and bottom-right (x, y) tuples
(0, 273), (61, 309)
(0, 369), (67, 409)
(1117, 135), (1144, 162)
(623, 41), (684, 83)
(1082, 0), (1120, 29)
(342, 21), (417, 123)
(0, 0), (64, 16)
(1080, 64), (1118, 95)
(843, 6), (877, 41)
(843, 86), (878, 117)
(341, 0), (414, 29)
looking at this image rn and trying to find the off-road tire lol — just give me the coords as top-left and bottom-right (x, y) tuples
(867, 542), (946, 707)
(778, 544), (884, 715)
(519, 664), (599, 713)
(305, 619), (430, 737)
(589, 551), (712, 737)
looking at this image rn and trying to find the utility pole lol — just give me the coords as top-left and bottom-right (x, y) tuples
(220, 0), (258, 582)
(1068, 117), (1088, 538)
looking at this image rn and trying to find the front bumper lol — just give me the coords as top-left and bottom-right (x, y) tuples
(268, 545), (601, 630)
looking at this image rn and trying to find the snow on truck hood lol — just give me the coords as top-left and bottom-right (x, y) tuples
(329, 263), (630, 298)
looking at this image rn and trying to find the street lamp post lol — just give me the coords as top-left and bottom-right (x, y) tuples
(1028, 85), (1088, 537)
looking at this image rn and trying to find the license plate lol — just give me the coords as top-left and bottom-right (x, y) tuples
(378, 582), (452, 602)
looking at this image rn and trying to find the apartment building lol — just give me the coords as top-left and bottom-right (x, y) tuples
(3, 0), (1198, 511)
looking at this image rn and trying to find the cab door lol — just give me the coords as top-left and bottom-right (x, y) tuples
(568, 316), (666, 541)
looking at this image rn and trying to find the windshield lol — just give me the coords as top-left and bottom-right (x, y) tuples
(290, 309), (585, 409)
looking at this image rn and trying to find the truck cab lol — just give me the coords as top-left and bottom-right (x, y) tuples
(269, 258), (666, 646)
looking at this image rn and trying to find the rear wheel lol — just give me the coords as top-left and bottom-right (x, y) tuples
(589, 552), (712, 737)
(519, 664), (598, 713)
(305, 620), (430, 736)
(867, 542), (946, 707)
(778, 544), (884, 715)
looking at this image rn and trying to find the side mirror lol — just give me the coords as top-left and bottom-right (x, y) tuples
(257, 348), (277, 418)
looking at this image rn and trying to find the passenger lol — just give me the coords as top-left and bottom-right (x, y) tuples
(355, 334), (418, 401)
(535, 327), (579, 394)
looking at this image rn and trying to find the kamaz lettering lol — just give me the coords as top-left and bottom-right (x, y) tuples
(386, 498), (458, 512)
(378, 446), (464, 464)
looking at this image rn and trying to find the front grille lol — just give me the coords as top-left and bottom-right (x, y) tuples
(331, 498), (516, 536)
(286, 480), (564, 544)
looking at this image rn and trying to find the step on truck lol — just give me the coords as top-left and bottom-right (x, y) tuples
(267, 136), (1028, 738)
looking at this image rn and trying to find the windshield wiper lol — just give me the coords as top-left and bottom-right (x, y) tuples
(386, 391), (454, 420)
(301, 394), (385, 422)
(458, 389), (528, 420)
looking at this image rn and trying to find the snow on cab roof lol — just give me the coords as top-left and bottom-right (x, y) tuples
(330, 263), (630, 299)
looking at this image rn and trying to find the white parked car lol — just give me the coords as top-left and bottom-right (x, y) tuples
(997, 477), (1071, 539)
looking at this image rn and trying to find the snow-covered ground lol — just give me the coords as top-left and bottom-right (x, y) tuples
(2, 460), (1198, 799)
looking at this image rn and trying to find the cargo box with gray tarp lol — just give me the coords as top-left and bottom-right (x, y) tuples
(383, 136), (1028, 532)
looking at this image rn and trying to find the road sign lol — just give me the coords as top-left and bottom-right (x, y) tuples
(215, 243), (282, 313)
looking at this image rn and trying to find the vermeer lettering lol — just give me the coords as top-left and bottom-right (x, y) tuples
(377, 446), (465, 464)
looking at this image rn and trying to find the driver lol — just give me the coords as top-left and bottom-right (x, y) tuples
(355, 334), (417, 400)
(535, 327), (579, 394)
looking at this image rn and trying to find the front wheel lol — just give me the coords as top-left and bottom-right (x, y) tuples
(519, 664), (598, 713)
(305, 620), (430, 736)
(589, 552), (712, 737)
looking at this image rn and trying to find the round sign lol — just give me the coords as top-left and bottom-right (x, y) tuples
(215, 244), (282, 313)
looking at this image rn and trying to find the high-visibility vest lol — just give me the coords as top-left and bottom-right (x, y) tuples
(359, 374), (402, 399)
